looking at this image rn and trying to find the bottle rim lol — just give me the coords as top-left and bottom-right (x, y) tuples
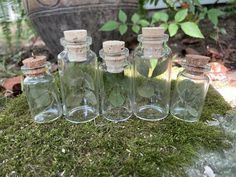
(60, 36), (92, 47)
(99, 47), (129, 59)
(21, 62), (51, 76)
(181, 60), (211, 73)
(137, 34), (169, 43)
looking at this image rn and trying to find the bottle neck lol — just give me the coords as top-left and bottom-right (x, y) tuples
(138, 34), (169, 58)
(182, 62), (210, 77)
(21, 63), (51, 77)
(60, 36), (92, 62)
(99, 48), (129, 73)
(184, 69), (205, 76)
(24, 68), (47, 77)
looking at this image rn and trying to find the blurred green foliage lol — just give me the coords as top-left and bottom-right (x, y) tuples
(100, 0), (231, 40)
(0, 0), (36, 78)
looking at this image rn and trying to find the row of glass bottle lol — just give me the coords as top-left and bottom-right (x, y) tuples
(21, 27), (210, 124)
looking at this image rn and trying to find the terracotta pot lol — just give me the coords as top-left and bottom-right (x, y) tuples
(23, 0), (138, 57)
(0, 76), (22, 96)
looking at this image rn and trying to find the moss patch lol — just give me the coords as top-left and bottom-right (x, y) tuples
(0, 85), (232, 177)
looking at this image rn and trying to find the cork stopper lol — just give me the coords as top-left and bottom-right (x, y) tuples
(142, 27), (166, 58)
(22, 56), (47, 76)
(103, 40), (125, 54)
(102, 40), (127, 73)
(23, 56), (46, 68)
(184, 54), (210, 74)
(186, 54), (210, 67)
(64, 30), (87, 43)
(142, 27), (165, 38)
(63, 29), (88, 62)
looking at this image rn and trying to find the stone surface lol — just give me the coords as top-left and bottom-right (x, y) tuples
(186, 110), (236, 177)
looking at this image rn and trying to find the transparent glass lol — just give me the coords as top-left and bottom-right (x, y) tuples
(58, 37), (99, 123)
(22, 66), (62, 123)
(170, 69), (210, 122)
(133, 34), (172, 121)
(99, 48), (132, 122)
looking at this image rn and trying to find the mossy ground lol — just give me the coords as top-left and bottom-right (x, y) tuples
(0, 84), (232, 177)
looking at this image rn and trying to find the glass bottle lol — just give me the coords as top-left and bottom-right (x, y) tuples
(99, 40), (132, 122)
(58, 30), (99, 123)
(21, 56), (62, 123)
(170, 54), (210, 122)
(133, 27), (172, 121)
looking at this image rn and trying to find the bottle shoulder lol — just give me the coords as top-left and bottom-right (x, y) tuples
(58, 49), (97, 62)
(24, 74), (53, 85)
(134, 44), (171, 58)
(178, 70), (210, 82)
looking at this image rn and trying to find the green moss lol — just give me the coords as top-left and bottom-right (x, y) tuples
(0, 84), (232, 177)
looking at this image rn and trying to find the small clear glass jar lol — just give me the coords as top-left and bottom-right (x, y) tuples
(58, 30), (99, 123)
(21, 56), (62, 123)
(133, 27), (172, 121)
(99, 41), (132, 122)
(170, 54), (210, 122)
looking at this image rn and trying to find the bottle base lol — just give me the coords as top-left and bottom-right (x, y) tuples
(170, 108), (199, 122)
(34, 108), (61, 123)
(102, 107), (132, 123)
(170, 112), (199, 123)
(134, 105), (168, 121)
(65, 105), (98, 123)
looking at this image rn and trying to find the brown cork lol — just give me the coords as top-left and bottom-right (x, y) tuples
(22, 56), (47, 69)
(24, 68), (47, 76)
(64, 29), (87, 42)
(103, 40), (125, 54)
(186, 54), (210, 67)
(142, 27), (165, 38)
(22, 56), (47, 76)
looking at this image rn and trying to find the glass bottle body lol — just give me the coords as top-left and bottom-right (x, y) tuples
(23, 74), (62, 123)
(170, 70), (210, 122)
(99, 49), (132, 122)
(58, 41), (99, 123)
(133, 35), (172, 121)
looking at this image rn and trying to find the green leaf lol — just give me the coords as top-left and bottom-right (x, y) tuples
(219, 27), (227, 34)
(186, 105), (198, 117)
(193, 0), (201, 6)
(199, 7), (207, 20)
(131, 13), (140, 23)
(207, 9), (224, 26)
(84, 73), (95, 90)
(108, 87), (125, 107)
(152, 12), (169, 24)
(175, 9), (188, 22)
(136, 59), (150, 77)
(180, 22), (204, 38)
(132, 24), (140, 34)
(152, 58), (169, 78)
(168, 23), (179, 37)
(160, 12), (169, 22)
(137, 84), (155, 98)
(177, 80), (203, 103)
(34, 92), (51, 108)
(99, 20), (119, 31)
(66, 93), (82, 107)
(85, 91), (97, 105)
(160, 23), (168, 31)
(119, 24), (128, 35)
(152, 12), (161, 23)
(118, 9), (127, 23)
(138, 20), (150, 27)
(150, 59), (158, 69)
